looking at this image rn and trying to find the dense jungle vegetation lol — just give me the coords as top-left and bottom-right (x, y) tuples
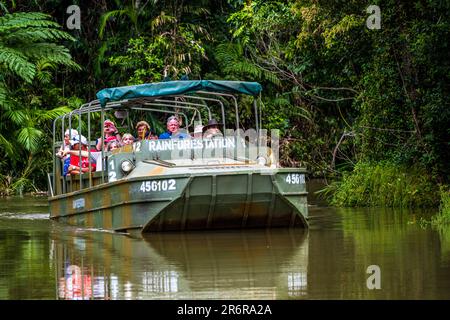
(0, 0), (448, 212)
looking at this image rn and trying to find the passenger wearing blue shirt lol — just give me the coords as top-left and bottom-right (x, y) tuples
(159, 115), (189, 139)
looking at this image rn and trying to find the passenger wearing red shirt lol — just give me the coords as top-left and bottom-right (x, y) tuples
(67, 135), (96, 175)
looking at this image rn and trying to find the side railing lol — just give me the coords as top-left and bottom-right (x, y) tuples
(51, 91), (262, 196)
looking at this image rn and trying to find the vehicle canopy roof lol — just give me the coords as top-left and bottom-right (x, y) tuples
(96, 80), (262, 107)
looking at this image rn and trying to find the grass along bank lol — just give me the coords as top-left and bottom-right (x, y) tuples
(430, 187), (450, 226)
(321, 162), (441, 208)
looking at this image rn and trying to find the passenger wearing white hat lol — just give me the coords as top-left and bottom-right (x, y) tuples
(70, 134), (88, 147)
(66, 135), (97, 175)
(193, 124), (204, 139)
(56, 128), (79, 159)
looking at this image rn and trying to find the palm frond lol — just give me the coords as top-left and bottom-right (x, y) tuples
(181, 5), (210, 16)
(215, 42), (260, 77)
(0, 132), (14, 159)
(5, 109), (28, 125)
(35, 60), (56, 84)
(0, 1), (8, 13)
(151, 13), (177, 31)
(94, 41), (109, 76)
(11, 177), (36, 195)
(98, 9), (127, 39)
(35, 106), (72, 122)
(17, 126), (43, 153)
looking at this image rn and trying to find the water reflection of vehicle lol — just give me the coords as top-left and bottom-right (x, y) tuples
(53, 229), (308, 299)
(142, 229), (309, 299)
(58, 264), (92, 300)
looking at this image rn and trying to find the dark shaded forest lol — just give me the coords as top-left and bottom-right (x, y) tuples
(0, 0), (449, 209)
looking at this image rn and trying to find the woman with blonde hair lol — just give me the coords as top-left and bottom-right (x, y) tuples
(121, 133), (135, 145)
(136, 120), (158, 141)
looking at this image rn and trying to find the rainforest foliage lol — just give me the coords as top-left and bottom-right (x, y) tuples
(0, 0), (449, 204)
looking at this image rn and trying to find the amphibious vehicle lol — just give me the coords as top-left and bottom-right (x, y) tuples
(48, 80), (308, 233)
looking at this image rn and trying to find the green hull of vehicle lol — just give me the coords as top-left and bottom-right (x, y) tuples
(49, 165), (308, 233)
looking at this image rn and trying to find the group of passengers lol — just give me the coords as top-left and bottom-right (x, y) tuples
(56, 130), (97, 176)
(57, 116), (222, 176)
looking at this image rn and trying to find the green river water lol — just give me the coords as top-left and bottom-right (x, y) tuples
(1, 186), (449, 300)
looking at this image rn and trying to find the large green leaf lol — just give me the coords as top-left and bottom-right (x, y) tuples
(0, 12), (80, 83)
(0, 46), (36, 82)
(17, 127), (43, 153)
(0, 133), (14, 158)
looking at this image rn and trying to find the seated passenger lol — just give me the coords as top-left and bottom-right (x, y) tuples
(60, 146), (103, 172)
(136, 121), (158, 141)
(67, 135), (97, 175)
(56, 128), (78, 159)
(96, 119), (121, 151)
(121, 133), (135, 145)
(159, 115), (189, 139)
(192, 125), (204, 139)
(104, 136), (118, 149)
(107, 140), (120, 152)
(202, 119), (223, 139)
(62, 156), (71, 176)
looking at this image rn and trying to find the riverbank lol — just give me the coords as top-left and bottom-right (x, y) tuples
(321, 162), (442, 207)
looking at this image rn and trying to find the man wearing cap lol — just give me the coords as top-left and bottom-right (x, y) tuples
(96, 119), (121, 151)
(159, 116), (189, 139)
(202, 119), (223, 139)
(67, 135), (96, 175)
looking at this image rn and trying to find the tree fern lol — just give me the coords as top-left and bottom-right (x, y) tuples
(3, 27), (75, 42)
(0, 12), (80, 83)
(0, 12), (61, 32)
(215, 42), (281, 86)
(0, 11), (80, 190)
(0, 82), (7, 109)
(0, 47), (36, 82)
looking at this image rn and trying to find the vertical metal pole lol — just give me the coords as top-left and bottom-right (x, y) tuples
(68, 113), (72, 138)
(253, 98), (259, 147)
(101, 109), (105, 183)
(88, 108), (92, 188)
(195, 92), (238, 130)
(259, 95), (262, 134)
(61, 115), (66, 194)
(78, 111), (83, 190)
(68, 113), (74, 193)
(52, 117), (57, 196)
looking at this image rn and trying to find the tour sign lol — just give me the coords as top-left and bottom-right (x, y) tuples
(148, 138), (236, 152)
